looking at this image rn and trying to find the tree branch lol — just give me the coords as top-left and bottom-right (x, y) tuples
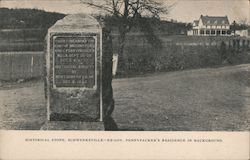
(80, 1), (114, 14)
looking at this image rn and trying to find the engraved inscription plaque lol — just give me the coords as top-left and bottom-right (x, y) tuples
(53, 36), (97, 88)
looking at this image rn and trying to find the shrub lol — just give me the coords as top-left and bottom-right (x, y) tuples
(116, 38), (250, 76)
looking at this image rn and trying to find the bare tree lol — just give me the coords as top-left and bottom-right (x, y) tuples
(81, 0), (171, 71)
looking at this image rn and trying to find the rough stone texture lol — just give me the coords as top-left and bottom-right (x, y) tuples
(44, 14), (114, 122)
(49, 14), (100, 31)
(40, 121), (104, 130)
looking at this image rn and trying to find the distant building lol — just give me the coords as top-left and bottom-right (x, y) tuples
(235, 29), (249, 37)
(188, 15), (231, 36)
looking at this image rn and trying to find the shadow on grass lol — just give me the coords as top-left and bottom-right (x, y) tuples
(104, 116), (144, 131)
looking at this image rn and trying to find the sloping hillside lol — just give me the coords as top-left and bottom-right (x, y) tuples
(0, 8), (65, 29)
(0, 8), (66, 51)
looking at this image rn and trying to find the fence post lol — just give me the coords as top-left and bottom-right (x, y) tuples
(31, 55), (34, 77)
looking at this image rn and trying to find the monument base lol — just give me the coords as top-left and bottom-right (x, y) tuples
(40, 121), (105, 130)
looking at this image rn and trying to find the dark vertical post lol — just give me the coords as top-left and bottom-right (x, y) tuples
(102, 26), (115, 119)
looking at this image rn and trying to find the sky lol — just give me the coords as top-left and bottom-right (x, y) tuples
(0, 0), (249, 24)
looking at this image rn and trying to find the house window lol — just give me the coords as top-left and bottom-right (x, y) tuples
(222, 30), (226, 35)
(211, 30), (215, 35)
(216, 30), (221, 35)
(200, 30), (204, 35)
(206, 30), (210, 35)
(227, 30), (231, 35)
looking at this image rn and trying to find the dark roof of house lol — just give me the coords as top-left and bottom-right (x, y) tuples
(200, 15), (230, 26)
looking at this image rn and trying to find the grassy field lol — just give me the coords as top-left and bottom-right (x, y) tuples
(113, 64), (250, 131)
(0, 29), (45, 51)
(0, 64), (249, 131)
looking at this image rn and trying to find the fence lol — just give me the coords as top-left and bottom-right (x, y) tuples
(0, 51), (43, 81)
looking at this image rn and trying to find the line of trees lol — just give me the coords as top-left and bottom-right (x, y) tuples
(0, 8), (65, 29)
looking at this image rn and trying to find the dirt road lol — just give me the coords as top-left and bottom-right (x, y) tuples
(1, 64), (250, 130)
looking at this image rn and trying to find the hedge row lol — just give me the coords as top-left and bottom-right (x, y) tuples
(116, 42), (250, 76)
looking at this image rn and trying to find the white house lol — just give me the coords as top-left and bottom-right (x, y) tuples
(235, 30), (249, 37)
(188, 15), (231, 36)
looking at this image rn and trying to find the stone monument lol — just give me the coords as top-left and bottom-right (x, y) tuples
(41, 14), (114, 130)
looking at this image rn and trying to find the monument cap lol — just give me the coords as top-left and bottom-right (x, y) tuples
(49, 14), (101, 32)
